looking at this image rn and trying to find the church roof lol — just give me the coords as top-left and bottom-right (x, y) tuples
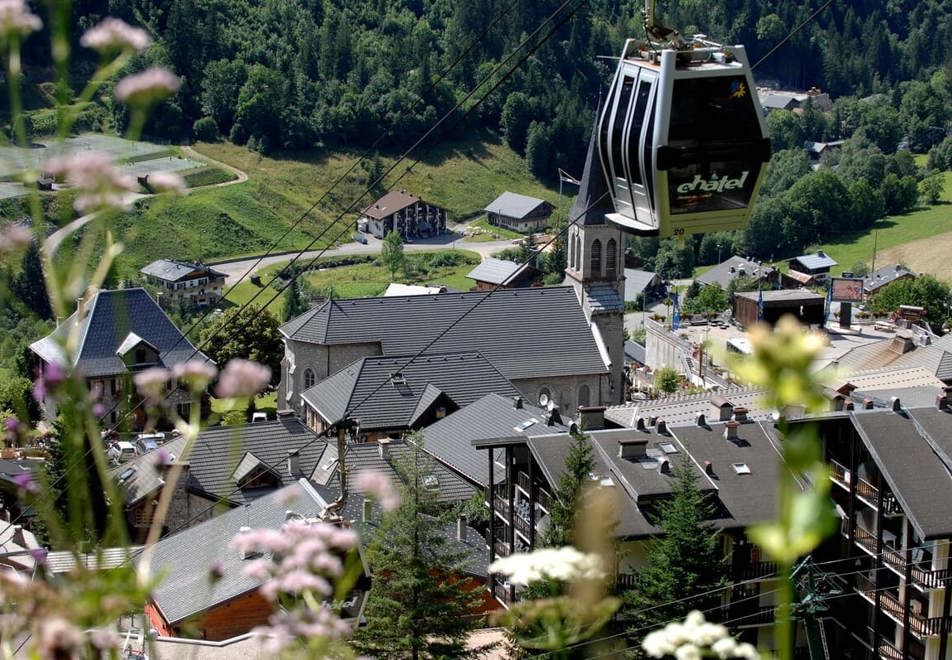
(570, 101), (613, 227)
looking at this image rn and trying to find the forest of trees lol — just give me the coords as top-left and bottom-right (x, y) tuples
(15, 0), (952, 167)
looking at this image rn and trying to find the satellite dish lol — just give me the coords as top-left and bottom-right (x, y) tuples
(538, 393), (549, 407)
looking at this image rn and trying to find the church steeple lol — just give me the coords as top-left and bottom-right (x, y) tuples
(566, 113), (626, 405)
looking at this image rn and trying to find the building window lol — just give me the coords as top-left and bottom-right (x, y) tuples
(606, 239), (617, 279)
(574, 234), (581, 271)
(590, 239), (602, 276)
(304, 368), (316, 390)
(578, 384), (590, 407)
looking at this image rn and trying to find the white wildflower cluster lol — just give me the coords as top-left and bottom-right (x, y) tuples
(44, 151), (137, 213)
(115, 67), (180, 107)
(354, 470), (400, 512)
(642, 611), (759, 660)
(488, 546), (605, 586)
(80, 17), (150, 53)
(231, 519), (359, 653)
(0, 0), (41, 40)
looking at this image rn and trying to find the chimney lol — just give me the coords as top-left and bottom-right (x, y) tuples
(657, 419), (668, 435)
(378, 438), (391, 460)
(704, 460), (715, 476)
(636, 417), (647, 431)
(617, 437), (648, 460)
(546, 405), (562, 427)
(845, 401), (855, 411)
(711, 397), (733, 421)
(457, 515), (467, 542)
(732, 407), (749, 423)
(513, 396), (523, 409)
(276, 409), (295, 418)
(863, 399), (874, 410)
(237, 526), (252, 559)
(362, 498), (372, 523)
(649, 416), (658, 427)
(724, 420), (740, 441)
(287, 449), (300, 477)
(696, 412), (706, 427)
(936, 394), (949, 411)
(891, 397), (902, 412)
(577, 406), (606, 431)
(76, 295), (86, 319)
(658, 459), (672, 475)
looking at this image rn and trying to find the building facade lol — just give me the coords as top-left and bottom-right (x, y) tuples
(139, 260), (227, 307)
(360, 189), (447, 239)
(484, 192), (554, 233)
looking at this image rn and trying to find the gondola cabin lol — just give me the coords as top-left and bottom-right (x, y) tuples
(597, 40), (771, 238)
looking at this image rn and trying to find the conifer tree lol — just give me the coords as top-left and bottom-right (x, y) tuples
(282, 277), (307, 321)
(624, 460), (726, 650)
(12, 240), (51, 319)
(353, 440), (482, 659)
(541, 428), (595, 548)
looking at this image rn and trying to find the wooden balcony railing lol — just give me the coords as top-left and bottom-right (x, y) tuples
(877, 640), (904, 660)
(851, 525), (951, 589)
(493, 540), (510, 558)
(830, 459), (903, 516)
(732, 561), (778, 581)
(494, 494), (510, 519)
(855, 573), (950, 637)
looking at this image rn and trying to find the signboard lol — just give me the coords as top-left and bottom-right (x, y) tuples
(830, 277), (864, 303)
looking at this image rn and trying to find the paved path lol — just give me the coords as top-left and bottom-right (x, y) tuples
(210, 232), (519, 286)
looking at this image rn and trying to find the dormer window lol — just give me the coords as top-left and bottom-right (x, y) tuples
(732, 463), (751, 475)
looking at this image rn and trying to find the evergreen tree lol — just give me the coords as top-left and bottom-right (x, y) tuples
(11, 241), (51, 320)
(282, 277), (307, 322)
(541, 429), (595, 548)
(353, 441), (482, 659)
(624, 460), (726, 651)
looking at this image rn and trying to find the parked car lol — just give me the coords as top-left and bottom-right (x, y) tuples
(353, 233), (368, 244)
(107, 441), (136, 464)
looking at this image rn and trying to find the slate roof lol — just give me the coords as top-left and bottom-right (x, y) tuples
(361, 190), (420, 220)
(139, 260), (225, 283)
(828, 334), (952, 382)
(484, 192), (551, 220)
(864, 264), (916, 294)
(146, 480), (329, 625)
(280, 287), (608, 381)
(466, 258), (530, 285)
(345, 439), (477, 503)
(605, 387), (771, 428)
(623, 269), (660, 301)
(624, 340), (646, 366)
(697, 256), (775, 289)
(111, 435), (189, 506)
(570, 106), (613, 226)
(849, 408), (952, 539)
(585, 285), (624, 313)
(423, 393), (568, 487)
(0, 458), (38, 491)
(182, 417), (330, 507)
(790, 251), (838, 272)
(300, 352), (521, 432)
(29, 288), (210, 378)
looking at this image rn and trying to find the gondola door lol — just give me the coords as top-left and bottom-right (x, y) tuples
(626, 71), (657, 225)
(604, 72), (637, 219)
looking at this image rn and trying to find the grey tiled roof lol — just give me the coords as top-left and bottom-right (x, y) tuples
(605, 387), (771, 428)
(344, 440), (477, 504)
(484, 192), (550, 220)
(139, 259), (225, 283)
(466, 258), (530, 285)
(623, 269), (660, 300)
(422, 393), (568, 487)
(30, 288), (210, 378)
(696, 256), (775, 289)
(146, 480), (329, 625)
(864, 264), (916, 293)
(585, 285), (624, 313)
(111, 435), (189, 506)
(624, 340), (646, 365)
(849, 408), (952, 539)
(280, 287), (608, 381)
(790, 251), (838, 272)
(184, 417), (331, 507)
(301, 352), (521, 432)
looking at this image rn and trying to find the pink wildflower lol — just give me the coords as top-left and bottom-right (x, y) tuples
(0, 0), (41, 39)
(172, 360), (217, 392)
(133, 366), (170, 404)
(115, 67), (180, 106)
(151, 448), (173, 471)
(12, 472), (36, 494)
(80, 18), (150, 53)
(242, 558), (274, 581)
(45, 152), (136, 213)
(216, 359), (271, 398)
(33, 361), (66, 403)
(0, 223), (32, 252)
(36, 618), (83, 659)
(88, 628), (121, 651)
(354, 470), (400, 511)
(148, 170), (186, 195)
(232, 527), (291, 556)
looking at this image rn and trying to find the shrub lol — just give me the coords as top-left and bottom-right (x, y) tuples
(193, 116), (220, 142)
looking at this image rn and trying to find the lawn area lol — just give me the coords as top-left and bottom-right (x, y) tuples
(811, 168), (952, 279)
(692, 264), (713, 278)
(225, 249), (482, 317)
(466, 217), (525, 241)
(210, 391), (278, 423)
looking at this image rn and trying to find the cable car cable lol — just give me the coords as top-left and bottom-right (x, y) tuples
(751, 0), (837, 71)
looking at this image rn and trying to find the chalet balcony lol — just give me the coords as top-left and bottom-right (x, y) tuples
(854, 573), (951, 637)
(731, 560), (778, 581)
(829, 460), (902, 515)
(848, 524), (952, 590)
(493, 540), (510, 558)
(877, 640), (904, 660)
(493, 582), (513, 606)
(494, 494), (511, 520)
